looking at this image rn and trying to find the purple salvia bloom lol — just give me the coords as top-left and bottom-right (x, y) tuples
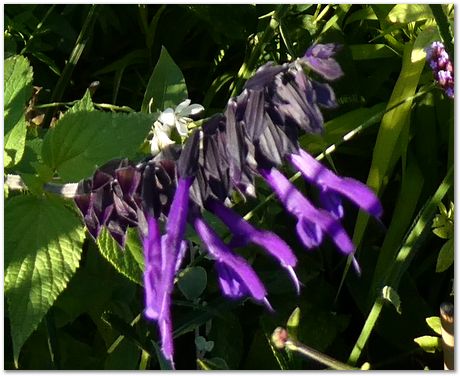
(143, 177), (193, 366)
(193, 215), (272, 310)
(288, 149), (383, 217)
(301, 43), (344, 81)
(206, 199), (300, 293)
(259, 166), (355, 255)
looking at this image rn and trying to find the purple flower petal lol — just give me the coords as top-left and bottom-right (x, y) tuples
(311, 80), (338, 109)
(115, 165), (141, 197)
(289, 149), (383, 217)
(143, 214), (162, 320)
(319, 188), (344, 219)
(193, 215), (268, 304)
(207, 199), (299, 293)
(143, 177), (193, 365)
(302, 43), (344, 81)
(259, 167), (354, 254)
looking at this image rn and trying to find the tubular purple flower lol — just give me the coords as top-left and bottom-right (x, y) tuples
(259, 166), (355, 255)
(193, 215), (271, 310)
(288, 149), (383, 218)
(425, 41), (454, 99)
(142, 177), (193, 366)
(206, 199), (300, 293)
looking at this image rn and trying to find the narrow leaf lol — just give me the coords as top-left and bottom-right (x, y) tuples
(436, 238), (454, 273)
(414, 336), (442, 353)
(381, 286), (401, 314)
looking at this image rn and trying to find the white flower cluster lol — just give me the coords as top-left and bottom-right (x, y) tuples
(150, 99), (204, 156)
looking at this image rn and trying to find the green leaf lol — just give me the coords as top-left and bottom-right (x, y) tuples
(299, 103), (386, 156)
(141, 46), (188, 113)
(413, 336), (442, 353)
(381, 286), (402, 314)
(350, 44), (398, 60)
(4, 195), (85, 364)
(4, 55), (33, 168)
(178, 266), (207, 300)
(387, 4), (433, 24)
(352, 42), (425, 250)
(197, 357), (229, 370)
(68, 89), (94, 113)
(41, 110), (154, 181)
(286, 307), (301, 341)
(195, 336), (214, 352)
(436, 238), (454, 273)
(426, 317), (442, 336)
(97, 228), (144, 285)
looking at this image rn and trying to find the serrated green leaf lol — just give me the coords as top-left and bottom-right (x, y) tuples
(381, 286), (402, 314)
(5, 195), (85, 364)
(178, 266), (207, 300)
(41, 111), (154, 181)
(413, 335), (442, 353)
(97, 227), (144, 285)
(436, 238), (454, 273)
(4, 55), (33, 168)
(141, 46), (188, 113)
(68, 89), (94, 113)
(388, 4), (433, 24)
(426, 317), (442, 336)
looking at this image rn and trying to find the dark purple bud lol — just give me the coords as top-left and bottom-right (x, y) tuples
(301, 43), (344, 81)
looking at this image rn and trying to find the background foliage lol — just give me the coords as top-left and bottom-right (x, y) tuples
(4, 4), (454, 370)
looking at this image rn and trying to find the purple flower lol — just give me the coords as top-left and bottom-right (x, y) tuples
(193, 214), (272, 310)
(206, 199), (300, 293)
(288, 149), (382, 218)
(143, 177), (192, 366)
(301, 43), (344, 81)
(425, 41), (454, 99)
(259, 166), (355, 256)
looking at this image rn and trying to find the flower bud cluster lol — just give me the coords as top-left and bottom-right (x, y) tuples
(426, 41), (454, 98)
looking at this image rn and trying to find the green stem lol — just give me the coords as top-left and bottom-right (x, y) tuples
(45, 309), (61, 370)
(286, 339), (357, 370)
(429, 5), (454, 62)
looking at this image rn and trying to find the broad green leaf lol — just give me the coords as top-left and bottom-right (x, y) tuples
(412, 23), (440, 63)
(350, 44), (397, 60)
(41, 111), (154, 181)
(177, 266), (207, 300)
(5, 195), (85, 364)
(141, 46), (187, 113)
(387, 4), (433, 24)
(436, 238), (454, 273)
(413, 335), (442, 353)
(4, 55), (33, 168)
(97, 227), (144, 285)
(381, 286), (401, 314)
(352, 42), (424, 250)
(426, 317), (442, 336)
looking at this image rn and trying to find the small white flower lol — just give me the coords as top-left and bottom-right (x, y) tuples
(150, 121), (175, 156)
(158, 99), (204, 137)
